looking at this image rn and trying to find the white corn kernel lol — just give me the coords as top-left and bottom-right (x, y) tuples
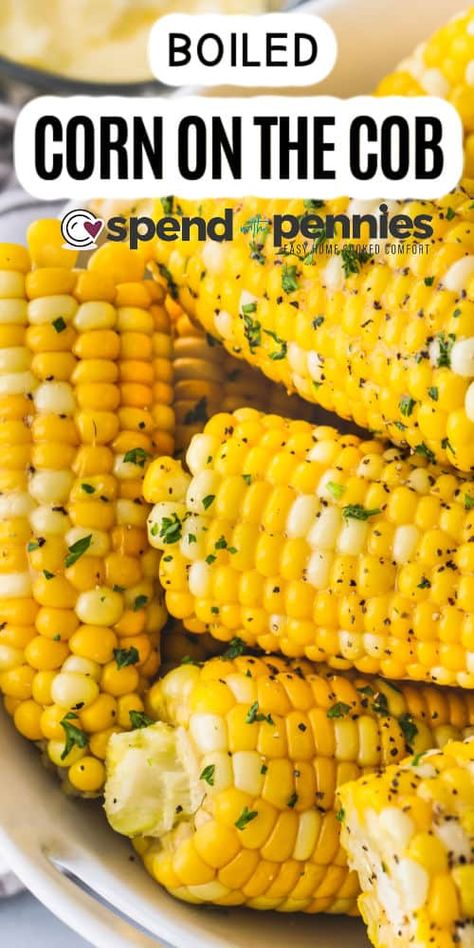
(466, 60), (474, 86)
(187, 882), (229, 902)
(307, 350), (324, 383)
(180, 516), (206, 560)
(0, 573), (32, 598)
(465, 382), (474, 421)
(0, 492), (35, 520)
(379, 807), (415, 848)
(393, 525), (420, 564)
(287, 342), (306, 374)
(73, 301), (116, 331)
(286, 495), (319, 538)
(147, 502), (186, 550)
(337, 519), (368, 555)
(214, 309), (233, 339)
(0, 371), (35, 397)
(442, 257), (474, 293)
(62, 655), (101, 680)
(186, 471), (221, 513)
(395, 858), (429, 911)
(419, 68), (449, 96)
(406, 468), (431, 493)
(306, 550), (333, 588)
(202, 240), (225, 274)
(188, 561), (212, 597)
(232, 751), (265, 796)
(293, 810), (321, 861)
(225, 673), (257, 704)
(34, 381), (76, 415)
(75, 587), (123, 626)
(323, 256), (344, 291)
(189, 713), (227, 752)
(27, 295), (77, 324)
(186, 435), (218, 476)
(308, 440), (340, 465)
(29, 470), (73, 505)
(308, 506), (341, 550)
(30, 505), (70, 536)
(51, 672), (99, 708)
(451, 338), (474, 377)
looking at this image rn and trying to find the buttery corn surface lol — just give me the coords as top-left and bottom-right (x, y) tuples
(123, 655), (474, 913)
(338, 737), (474, 947)
(153, 182), (474, 473)
(147, 408), (474, 689)
(0, 226), (172, 794)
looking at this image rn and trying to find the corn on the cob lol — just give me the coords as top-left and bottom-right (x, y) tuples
(338, 738), (474, 947)
(105, 654), (474, 913)
(145, 407), (474, 689)
(153, 182), (474, 473)
(167, 295), (319, 453)
(378, 6), (474, 175)
(0, 223), (172, 794)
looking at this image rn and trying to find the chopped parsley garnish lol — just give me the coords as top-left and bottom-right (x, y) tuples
(281, 264), (299, 294)
(424, 276), (434, 287)
(336, 808), (345, 823)
(465, 494), (474, 511)
(357, 685), (375, 697)
(235, 806), (258, 830)
(133, 594), (148, 611)
(428, 387), (438, 401)
(81, 483), (95, 494)
(417, 576), (431, 589)
(60, 712), (88, 760)
(399, 395), (416, 417)
(43, 569), (54, 580)
(446, 206), (456, 221)
(341, 246), (372, 277)
(342, 504), (381, 521)
(114, 646), (140, 669)
(242, 474), (252, 485)
(398, 713), (418, 748)
(159, 513), (182, 544)
(158, 263), (178, 299)
(411, 751), (426, 767)
(202, 495), (215, 510)
(312, 315), (325, 329)
(222, 637), (246, 659)
(414, 443), (436, 464)
(264, 329), (287, 361)
(243, 313), (261, 352)
(65, 534), (92, 568)
(205, 554), (216, 565)
(200, 764), (215, 786)
(260, 763), (268, 775)
(123, 447), (149, 468)
(372, 692), (389, 716)
(326, 481), (345, 500)
(434, 332), (455, 369)
(215, 536), (228, 550)
(27, 539), (41, 552)
(327, 702), (351, 719)
(245, 701), (274, 725)
(161, 196), (174, 215)
(287, 792), (298, 809)
(304, 199), (325, 210)
(242, 302), (257, 315)
(52, 316), (66, 333)
(129, 711), (154, 730)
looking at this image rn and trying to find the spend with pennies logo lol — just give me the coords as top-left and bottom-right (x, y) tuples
(61, 208), (105, 250)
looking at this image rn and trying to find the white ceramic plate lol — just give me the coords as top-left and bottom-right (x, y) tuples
(0, 0), (466, 944)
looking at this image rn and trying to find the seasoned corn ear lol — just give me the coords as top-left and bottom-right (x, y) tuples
(147, 408), (474, 689)
(338, 737), (474, 947)
(105, 655), (474, 913)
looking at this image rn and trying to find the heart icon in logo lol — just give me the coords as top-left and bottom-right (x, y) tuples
(83, 218), (104, 240)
